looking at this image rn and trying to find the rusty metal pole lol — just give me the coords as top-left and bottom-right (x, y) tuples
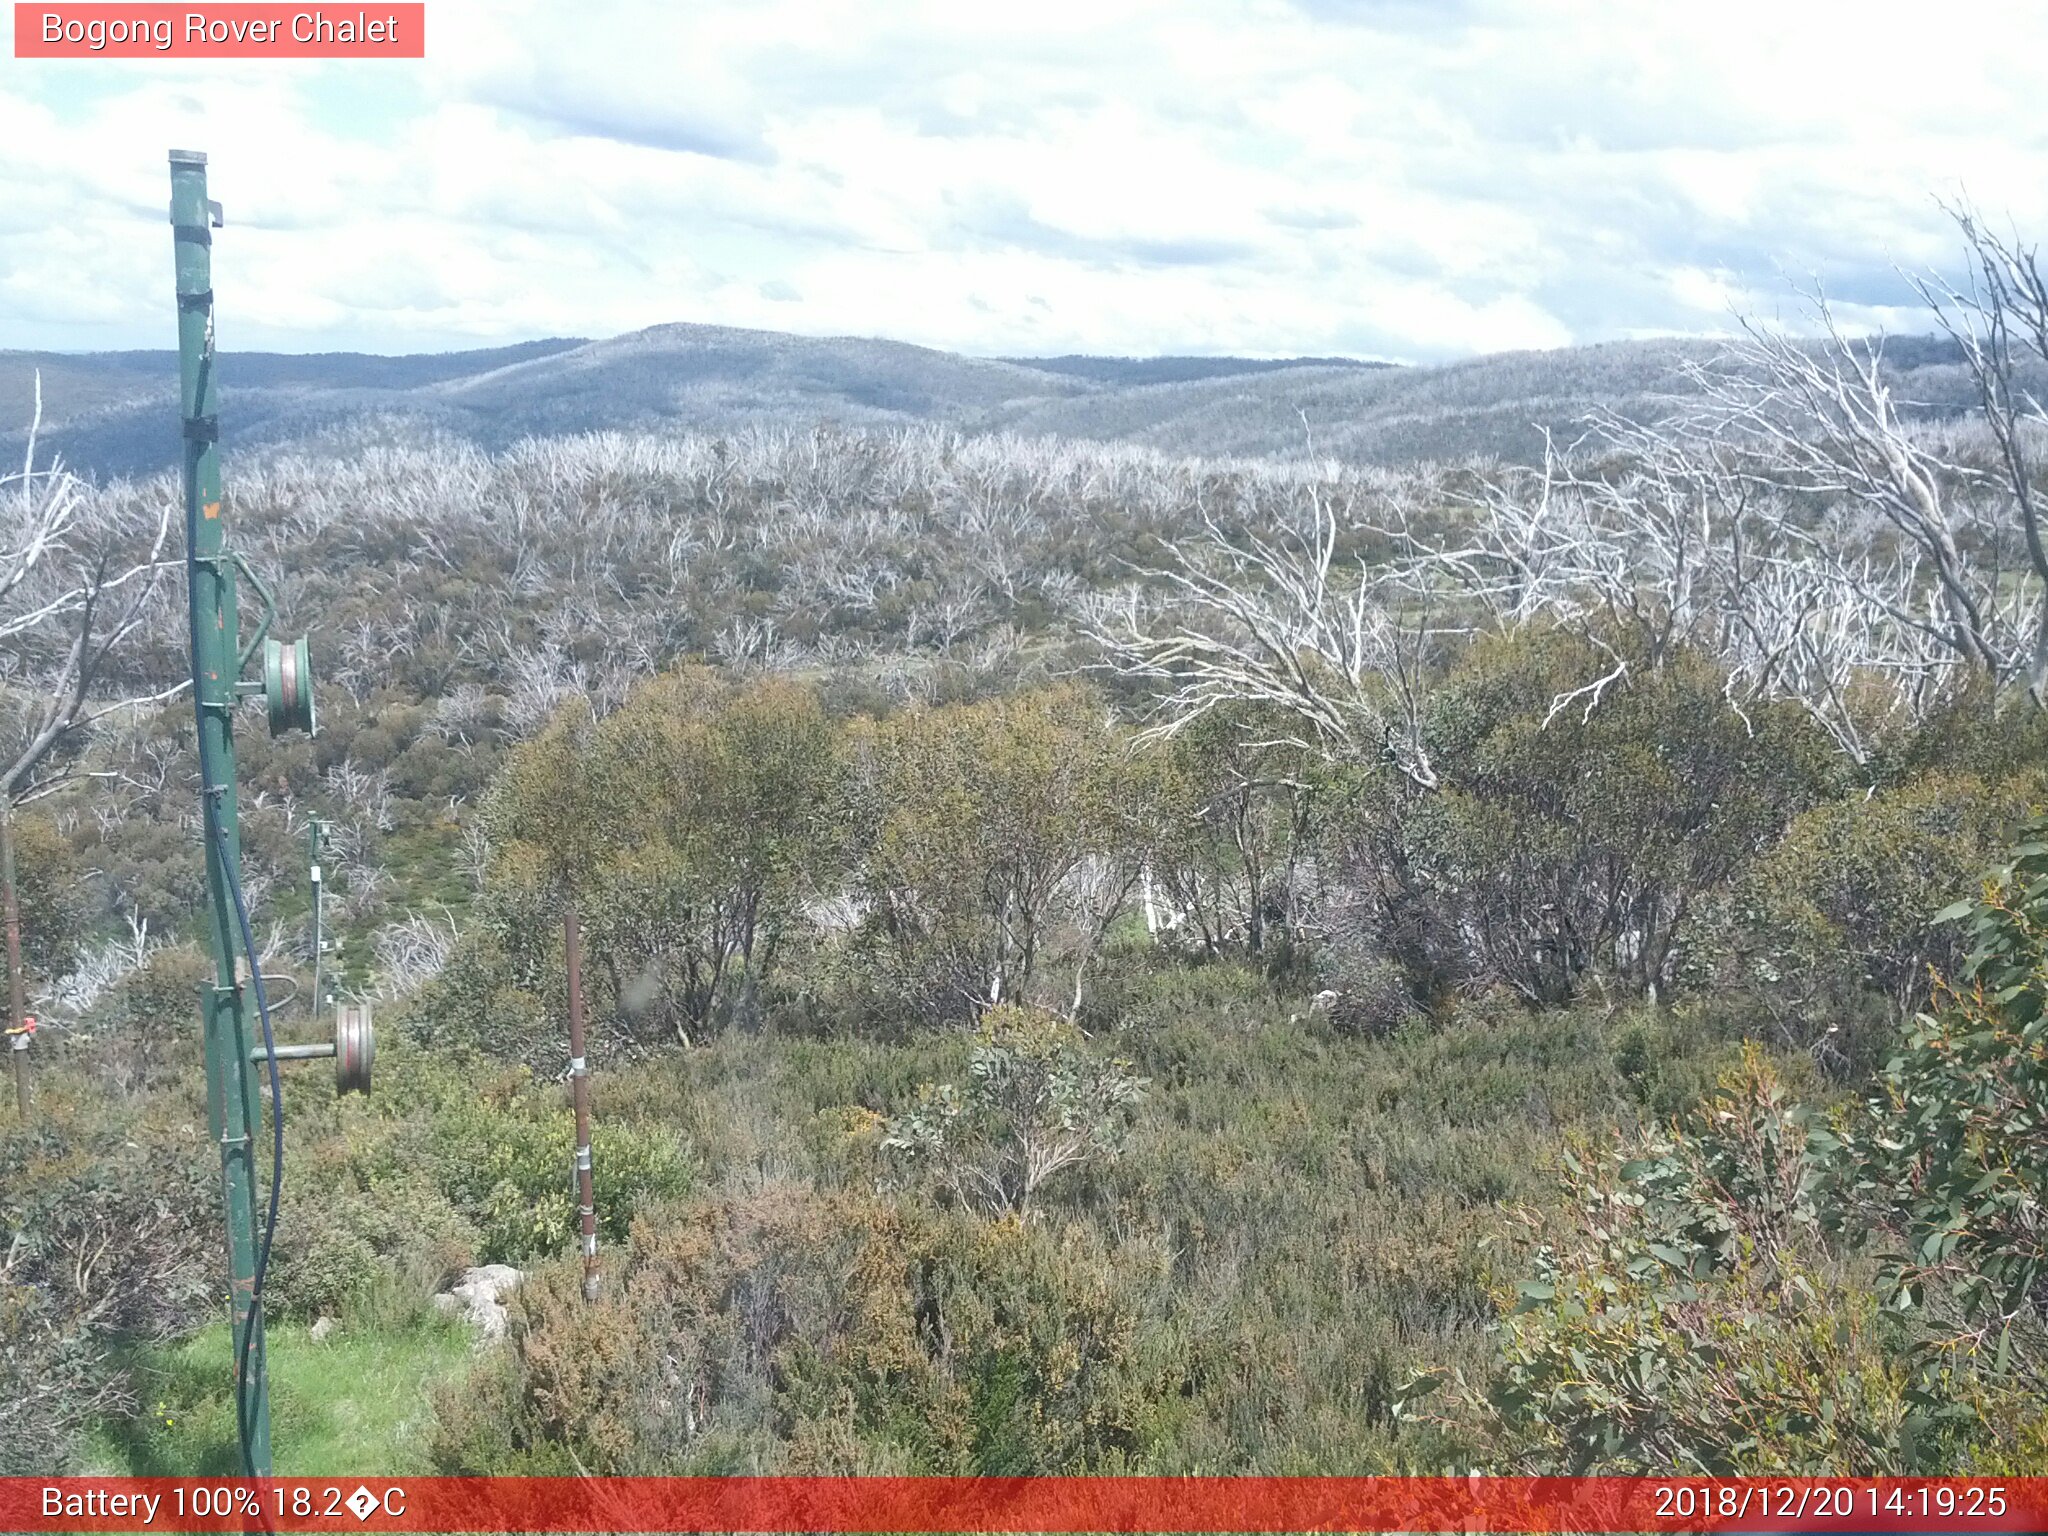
(564, 905), (600, 1301)
(1, 800), (27, 1118)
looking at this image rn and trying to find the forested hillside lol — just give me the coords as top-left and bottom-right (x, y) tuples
(3, 330), (1365, 480)
(7, 323), (2021, 483)
(8, 219), (2048, 1478)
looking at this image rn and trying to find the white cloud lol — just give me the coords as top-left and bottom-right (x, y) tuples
(2, 0), (2046, 358)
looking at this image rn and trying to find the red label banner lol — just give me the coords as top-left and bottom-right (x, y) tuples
(3, 1476), (2044, 1533)
(14, 5), (425, 58)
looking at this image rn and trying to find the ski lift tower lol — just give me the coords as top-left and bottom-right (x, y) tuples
(170, 148), (369, 1479)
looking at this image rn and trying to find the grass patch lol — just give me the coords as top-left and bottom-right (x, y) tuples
(90, 1317), (474, 1476)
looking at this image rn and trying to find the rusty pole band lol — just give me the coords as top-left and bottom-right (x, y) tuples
(564, 905), (600, 1302)
(1, 802), (27, 1118)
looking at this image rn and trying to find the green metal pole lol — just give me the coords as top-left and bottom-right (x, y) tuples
(309, 818), (323, 1014)
(170, 148), (271, 1477)
(1, 800), (28, 1118)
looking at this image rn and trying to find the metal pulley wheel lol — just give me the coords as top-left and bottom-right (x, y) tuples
(247, 1001), (374, 1094)
(335, 1003), (374, 1096)
(263, 634), (316, 736)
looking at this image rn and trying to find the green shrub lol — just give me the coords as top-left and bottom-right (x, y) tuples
(1881, 686), (2048, 787)
(434, 1186), (1174, 1475)
(1830, 816), (2048, 1400)
(476, 669), (844, 1048)
(1470, 813), (2048, 1475)
(1717, 771), (2045, 1068)
(1607, 1002), (1748, 1122)
(848, 685), (1150, 1020)
(882, 1005), (1146, 1217)
(268, 1175), (478, 1320)
(0, 1074), (215, 1470)
(1470, 1048), (1922, 1473)
(1075, 953), (1284, 1039)
(4, 810), (88, 983)
(402, 1059), (695, 1265)
(1324, 630), (1833, 1006)
(279, 1046), (693, 1275)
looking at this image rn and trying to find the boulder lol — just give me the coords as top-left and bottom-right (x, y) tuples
(433, 1263), (523, 1344)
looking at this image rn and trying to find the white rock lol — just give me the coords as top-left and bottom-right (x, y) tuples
(434, 1264), (523, 1344)
(308, 1315), (337, 1343)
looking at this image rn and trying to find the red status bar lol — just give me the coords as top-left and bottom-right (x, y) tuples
(6, 1476), (2045, 1533)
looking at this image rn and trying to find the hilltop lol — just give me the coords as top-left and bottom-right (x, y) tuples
(3, 321), (2000, 482)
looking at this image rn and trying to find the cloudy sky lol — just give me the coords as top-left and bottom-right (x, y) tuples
(5, 0), (2047, 361)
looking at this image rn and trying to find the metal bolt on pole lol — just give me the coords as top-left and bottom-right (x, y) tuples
(170, 147), (271, 1477)
(564, 906), (600, 1302)
(309, 818), (324, 1013)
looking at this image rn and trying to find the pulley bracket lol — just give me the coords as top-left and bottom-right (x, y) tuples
(249, 1002), (373, 1096)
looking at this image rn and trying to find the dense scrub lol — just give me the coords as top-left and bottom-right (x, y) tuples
(9, 414), (2048, 1475)
(429, 983), (1706, 1475)
(1462, 831), (2048, 1473)
(14, 645), (2046, 1474)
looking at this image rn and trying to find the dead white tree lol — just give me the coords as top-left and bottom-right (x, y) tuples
(374, 906), (460, 999)
(1681, 291), (2041, 705)
(1101, 216), (2048, 780)
(1088, 486), (1448, 790)
(321, 757), (388, 830)
(1909, 201), (2048, 700)
(2, 385), (182, 1111)
(1369, 410), (1955, 762)
(2, 382), (183, 805)
(46, 909), (157, 1020)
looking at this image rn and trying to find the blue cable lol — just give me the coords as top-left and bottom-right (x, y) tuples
(211, 797), (285, 1480)
(186, 466), (285, 1486)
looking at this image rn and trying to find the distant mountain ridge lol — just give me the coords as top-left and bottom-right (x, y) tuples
(992, 354), (1392, 387)
(0, 321), (1989, 480)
